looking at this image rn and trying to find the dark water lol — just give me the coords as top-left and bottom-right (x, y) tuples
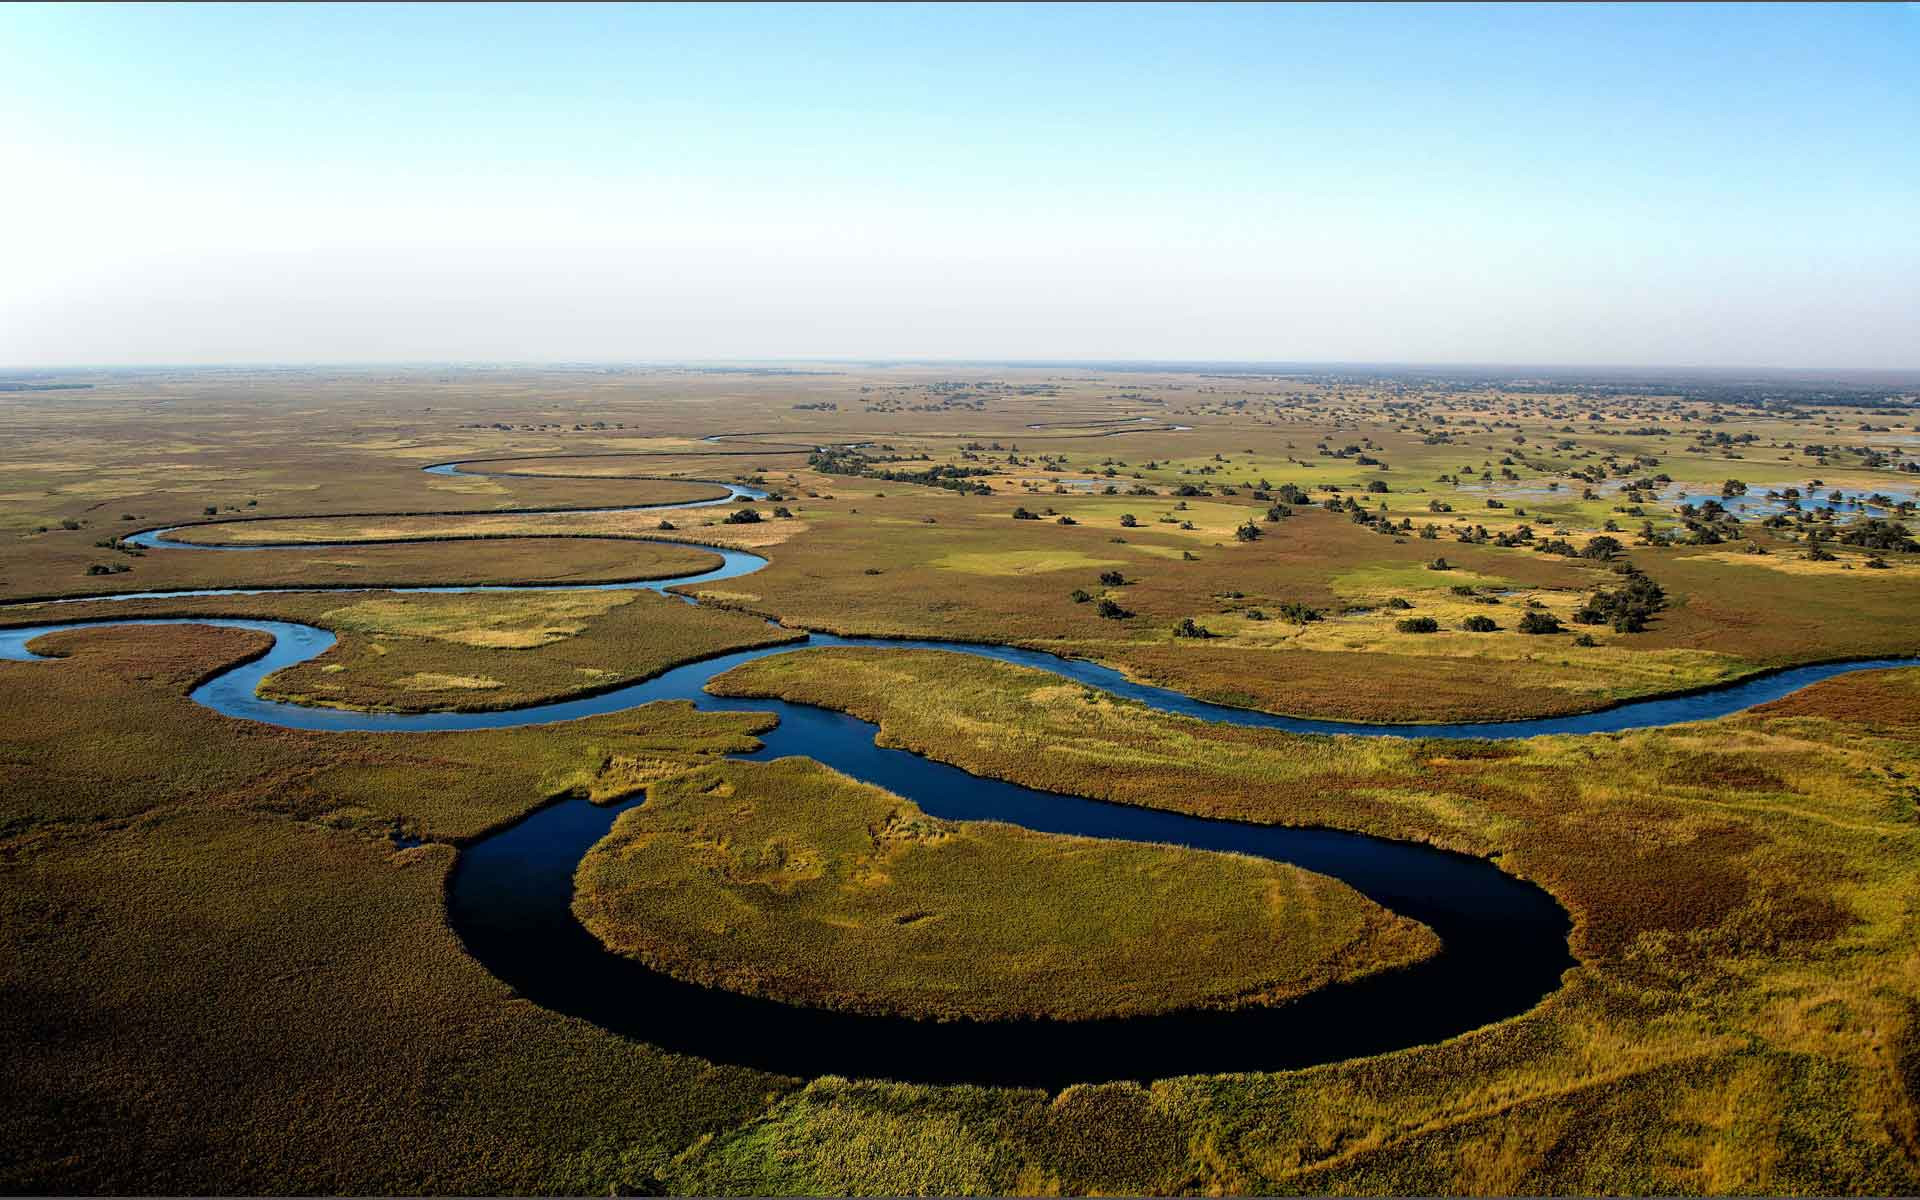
(2, 460), (1910, 1086)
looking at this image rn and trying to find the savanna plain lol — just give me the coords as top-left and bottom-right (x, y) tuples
(3, 362), (1919, 1195)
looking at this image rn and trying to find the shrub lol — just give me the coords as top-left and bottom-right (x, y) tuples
(1581, 535), (1624, 561)
(1277, 602), (1323, 624)
(1096, 598), (1131, 620)
(1056, 515), (1077, 526)
(1461, 615), (1499, 633)
(1012, 507), (1039, 520)
(1573, 569), (1666, 632)
(1069, 588), (1091, 603)
(1386, 596), (1413, 610)
(657, 519), (676, 530)
(1396, 616), (1440, 633)
(1171, 618), (1215, 639)
(723, 508), (762, 525)
(1234, 521), (1262, 542)
(1427, 557), (1452, 571)
(1098, 570), (1126, 586)
(1518, 610), (1564, 634)
(771, 506), (794, 518)
(1837, 519), (1918, 553)
(1119, 513), (1138, 527)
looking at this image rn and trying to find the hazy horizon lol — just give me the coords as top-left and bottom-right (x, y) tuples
(4, 2), (1915, 370)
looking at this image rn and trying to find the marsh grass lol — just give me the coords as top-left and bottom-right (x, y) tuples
(574, 757), (1437, 1021)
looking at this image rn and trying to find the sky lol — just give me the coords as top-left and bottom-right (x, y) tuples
(1, 2), (1915, 369)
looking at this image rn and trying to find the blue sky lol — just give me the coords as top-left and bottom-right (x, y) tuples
(2, 2), (1914, 367)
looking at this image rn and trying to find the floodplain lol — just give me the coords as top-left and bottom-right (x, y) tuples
(2, 362), (1918, 1195)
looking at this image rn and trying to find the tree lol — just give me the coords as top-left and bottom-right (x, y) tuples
(1461, 615), (1499, 633)
(1096, 598), (1131, 619)
(1171, 617), (1215, 639)
(1098, 570), (1126, 586)
(1580, 535), (1623, 561)
(1234, 521), (1262, 542)
(1518, 610), (1564, 634)
(1119, 513), (1138, 528)
(1277, 601), (1323, 624)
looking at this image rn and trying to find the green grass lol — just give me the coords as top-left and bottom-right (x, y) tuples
(574, 757), (1437, 1022)
(702, 646), (1920, 1191)
(4, 587), (804, 714)
(3, 365), (1919, 1194)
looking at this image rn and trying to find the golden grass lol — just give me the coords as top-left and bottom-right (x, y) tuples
(699, 647), (1920, 1191)
(574, 757), (1436, 1022)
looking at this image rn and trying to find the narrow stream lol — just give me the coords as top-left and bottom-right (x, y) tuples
(1, 457), (1908, 1086)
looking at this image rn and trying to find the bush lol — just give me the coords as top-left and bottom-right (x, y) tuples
(1461, 615), (1499, 633)
(657, 520), (676, 530)
(1276, 602), (1323, 624)
(1012, 507), (1039, 520)
(1234, 521), (1262, 542)
(1096, 598), (1131, 620)
(1573, 633), (1599, 647)
(1427, 557), (1452, 571)
(771, 506), (794, 518)
(1837, 518), (1918, 553)
(722, 508), (762, 525)
(1573, 569), (1666, 632)
(1119, 513), (1138, 527)
(1518, 610), (1564, 635)
(1581, 535), (1624, 561)
(1098, 570), (1126, 586)
(1396, 616), (1440, 634)
(1171, 618), (1215, 639)
(1056, 515), (1077, 526)
(1385, 596), (1413, 610)
(1069, 589), (1091, 603)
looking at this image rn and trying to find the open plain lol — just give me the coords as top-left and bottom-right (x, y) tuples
(3, 362), (1919, 1194)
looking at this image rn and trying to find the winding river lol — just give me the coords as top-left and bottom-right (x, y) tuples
(2, 456), (1911, 1087)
